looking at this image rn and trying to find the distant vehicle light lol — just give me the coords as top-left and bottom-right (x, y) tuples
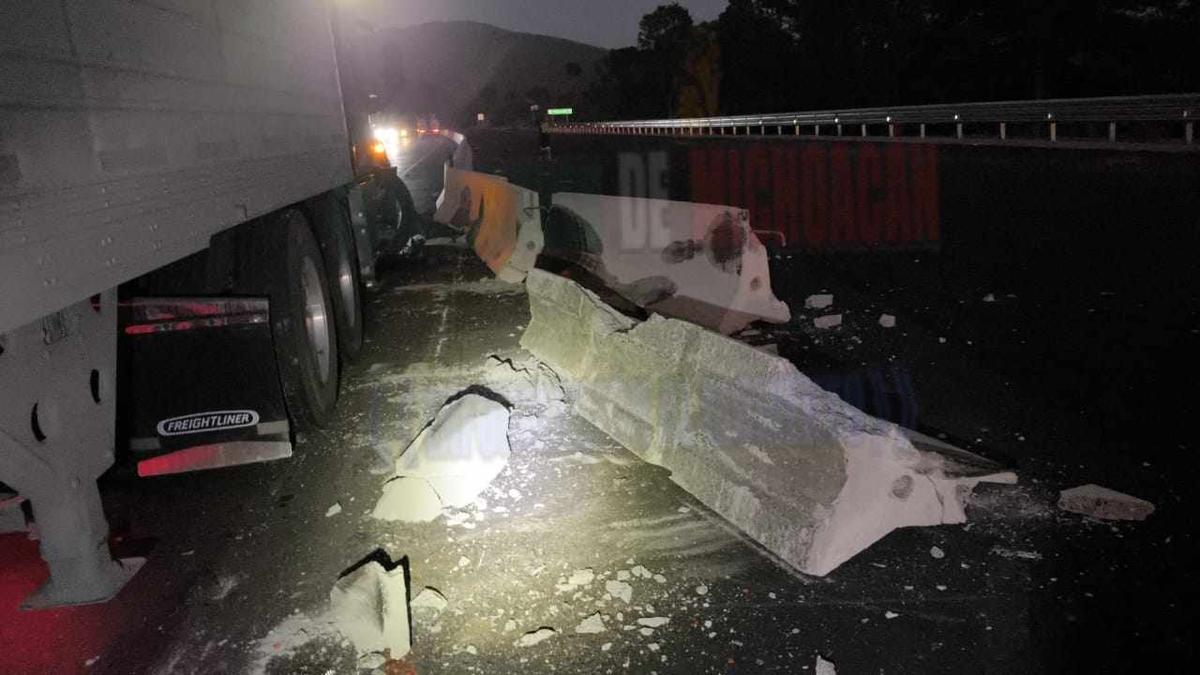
(399, 128), (409, 138)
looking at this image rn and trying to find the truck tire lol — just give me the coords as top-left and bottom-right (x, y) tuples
(312, 194), (364, 363)
(373, 171), (421, 253)
(239, 210), (339, 430)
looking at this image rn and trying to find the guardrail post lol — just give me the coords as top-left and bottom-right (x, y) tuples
(1187, 121), (1194, 144)
(999, 122), (1007, 140)
(956, 122), (963, 139)
(860, 123), (867, 137)
(919, 123), (926, 138)
(814, 125), (820, 137)
(836, 124), (842, 136)
(888, 123), (895, 137)
(1049, 121), (1057, 142)
(1108, 122), (1117, 142)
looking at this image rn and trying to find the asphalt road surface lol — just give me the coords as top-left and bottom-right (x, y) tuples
(0, 133), (1190, 674)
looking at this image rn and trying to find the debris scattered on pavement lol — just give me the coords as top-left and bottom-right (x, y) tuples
(1058, 484), (1155, 521)
(606, 580), (633, 603)
(814, 314), (843, 329)
(515, 627), (557, 647)
(575, 612), (607, 634)
(328, 557), (411, 660)
(982, 293), (996, 302)
(325, 502), (342, 517)
(805, 294), (835, 309)
(879, 313), (896, 328)
(816, 654), (837, 675)
(556, 568), (595, 592)
(636, 617), (669, 628)
(930, 545), (946, 559)
(989, 546), (1043, 561)
(410, 587), (448, 624)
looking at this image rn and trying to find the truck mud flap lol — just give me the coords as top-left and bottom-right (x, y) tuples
(120, 298), (292, 477)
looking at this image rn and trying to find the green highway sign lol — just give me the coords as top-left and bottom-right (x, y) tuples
(547, 108), (574, 116)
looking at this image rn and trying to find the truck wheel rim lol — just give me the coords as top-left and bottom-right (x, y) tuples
(300, 256), (332, 385)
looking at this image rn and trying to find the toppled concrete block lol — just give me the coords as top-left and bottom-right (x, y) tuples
(879, 314), (896, 328)
(814, 314), (843, 329)
(372, 476), (444, 523)
(546, 193), (791, 334)
(329, 560), (410, 660)
(392, 394), (510, 508)
(805, 294), (834, 309)
(521, 270), (1016, 577)
(1058, 484), (1155, 521)
(816, 655), (837, 674)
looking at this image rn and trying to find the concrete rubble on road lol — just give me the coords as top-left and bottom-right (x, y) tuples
(814, 314), (843, 329)
(521, 269), (1017, 576)
(543, 193), (792, 334)
(372, 393), (511, 522)
(806, 294), (835, 309)
(575, 612), (607, 634)
(816, 654), (838, 674)
(515, 627), (557, 647)
(1058, 484), (1155, 521)
(328, 559), (411, 661)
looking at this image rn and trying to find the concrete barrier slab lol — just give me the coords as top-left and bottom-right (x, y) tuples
(547, 193), (791, 334)
(521, 269), (1015, 577)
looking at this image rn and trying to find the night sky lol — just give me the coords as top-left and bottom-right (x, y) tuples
(375, 0), (729, 48)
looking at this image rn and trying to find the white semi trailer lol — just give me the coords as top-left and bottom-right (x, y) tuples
(0, 0), (409, 608)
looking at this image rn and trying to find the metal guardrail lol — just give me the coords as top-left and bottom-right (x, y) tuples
(550, 94), (1199, 146)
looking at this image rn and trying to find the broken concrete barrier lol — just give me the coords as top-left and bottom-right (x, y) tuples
(545, 193), (791, 334)
(1058, 484), (1155, 521)
(520, 269), (1015, 576)
(433, 166), (542, 282)
(391, 393), (510, 509)
(329, 559), (411, 660)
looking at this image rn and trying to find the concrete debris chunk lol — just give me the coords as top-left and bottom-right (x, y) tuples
(515, 627), (557, 647)
(814, 314), (843, 329)
(391, 393), (511, 508)
(806, 294), (834, 309)
(636, 617), (670, 628)
(630, 565), (652, 579)
(815, 655), (837, 675)
(328, 560), (410, 660)
(325, 502), (342, 518)
(605, 580), (633, 604)
(575, 612), (607, 634)
(879, 314), (896, 328)
(371, 476), (443, 523)
(556, 568), (595, 592)
(930, 546), (945, 559)
(1058, 484), (1155, 521)
(520, 270), (1016, 577)
(410, 587), (448, 623)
